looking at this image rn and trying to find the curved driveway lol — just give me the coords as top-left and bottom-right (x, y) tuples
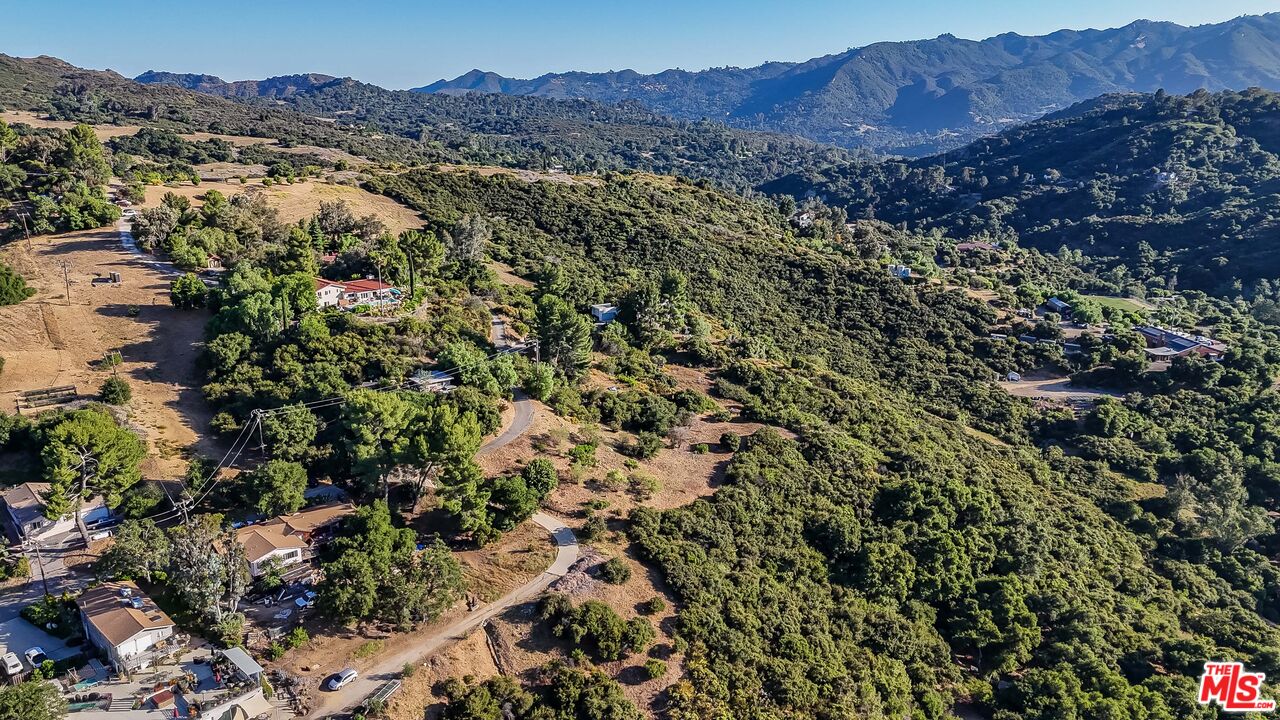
(310, 387), (573, 717)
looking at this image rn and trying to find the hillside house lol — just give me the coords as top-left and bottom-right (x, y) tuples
(314, 277), (401, 310)
(1, 482), (110, 543)
(1136, 325), (1228, 360)
(341, 278), (399, 307)
(314, 278), (344, 309)
(590, 303), (619, 323)
(236, 502), (356, 578)
(956, 240), (999, 253)
(78, 581), (176, 672)
(411, 369), (456, 393)
(236, 523), (307, 578)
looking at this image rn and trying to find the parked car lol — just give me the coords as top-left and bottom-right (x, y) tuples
(325, 668), (358, 691)
(24, 647), (47, 668)
(295, 591), (318, 609)
(2, 653), (21, 675)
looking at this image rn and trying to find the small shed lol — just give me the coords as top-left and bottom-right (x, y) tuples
(1044, 297), (1072, 316)
(590, 303), (619, 323)
(220, 647), (264, 684)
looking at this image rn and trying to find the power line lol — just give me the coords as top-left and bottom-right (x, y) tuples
(156, 339), (541, 521)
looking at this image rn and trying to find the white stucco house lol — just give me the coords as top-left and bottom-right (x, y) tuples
(314, 278), (345, 309)
(78, 581), (176, 672)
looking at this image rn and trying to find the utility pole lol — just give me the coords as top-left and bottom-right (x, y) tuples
(23, 539), (49, 597)
(17, 212), (32, 253)
(60, 261), (72, 306)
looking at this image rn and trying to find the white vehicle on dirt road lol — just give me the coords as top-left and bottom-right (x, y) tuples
(325, 668), (358, 691)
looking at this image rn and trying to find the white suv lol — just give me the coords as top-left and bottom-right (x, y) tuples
(1, 653), (21, 675)
(325, 668), (358, 690)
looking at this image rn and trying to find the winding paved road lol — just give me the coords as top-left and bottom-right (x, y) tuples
(478, 390), (534, 456)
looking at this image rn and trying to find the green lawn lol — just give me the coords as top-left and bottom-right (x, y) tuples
(1081, 294), (1149, 314)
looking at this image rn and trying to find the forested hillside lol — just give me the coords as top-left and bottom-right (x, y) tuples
(370, 167), (1280, 718)
(129, 64), (853, 188)
(421, 14), (1280, 154)
(0, 54), (849, 189)
(766, 87), (1280, 300)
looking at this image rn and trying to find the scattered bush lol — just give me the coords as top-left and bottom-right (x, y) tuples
(599, 557), (632, 584)
(580, 514), (608, 542)
(720, 432), (740, 450)
(642, 658), (667, 680)
(640, 596), (666, 615)
(569, 442), (598, 467)
(601, 469), (627, 490)
(284, 627), (309, 649)
(98, 376), (132, 405)
(623, 432), (663, 459)
(628, 473), (660, 501)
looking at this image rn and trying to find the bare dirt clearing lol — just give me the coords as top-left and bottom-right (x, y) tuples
(0, 224), (214, 476)
(139, 179), (425, 235)
(1003, 372), (1121, 406)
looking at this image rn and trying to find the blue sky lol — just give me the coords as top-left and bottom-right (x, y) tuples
(3, 0), (1277, 89)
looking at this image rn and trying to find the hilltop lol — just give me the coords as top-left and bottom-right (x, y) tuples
(133, 70), (339, 98)
(763, 87), (1280, 298)
(419, 14), (1280, 154)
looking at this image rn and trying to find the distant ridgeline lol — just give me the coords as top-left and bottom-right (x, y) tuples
(418, 14), (1280, 155)
(764, 88), (1280, 299)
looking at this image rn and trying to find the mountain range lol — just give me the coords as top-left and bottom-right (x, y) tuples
(417, 14), (1280, 154)
(133, 70), (337, 99)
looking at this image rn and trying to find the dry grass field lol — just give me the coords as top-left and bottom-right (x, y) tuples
(0, 223), (214, 477)
(139, 178), (425, 234)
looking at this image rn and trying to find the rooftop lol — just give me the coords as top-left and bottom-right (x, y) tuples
(219, 646), (264, 680)
(280, 501), (356, 535)
(78, 581), (174, 648)
(342, 278), (395, 293)
(1, 483), (51, 527)
(235, 523), (307, 564)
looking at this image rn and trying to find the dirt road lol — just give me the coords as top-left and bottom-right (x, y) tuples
(307, 513), (577, 717)
(1003, 374), (1120, 403)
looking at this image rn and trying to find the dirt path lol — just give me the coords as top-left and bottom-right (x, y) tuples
(307, 512), (577, 718)
(1003, 374), (1120, 402)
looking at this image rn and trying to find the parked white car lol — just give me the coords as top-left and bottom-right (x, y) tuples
(2, 653), (21, 675)
(24, 647), (47, 668)
(325, 667), (358, 691)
